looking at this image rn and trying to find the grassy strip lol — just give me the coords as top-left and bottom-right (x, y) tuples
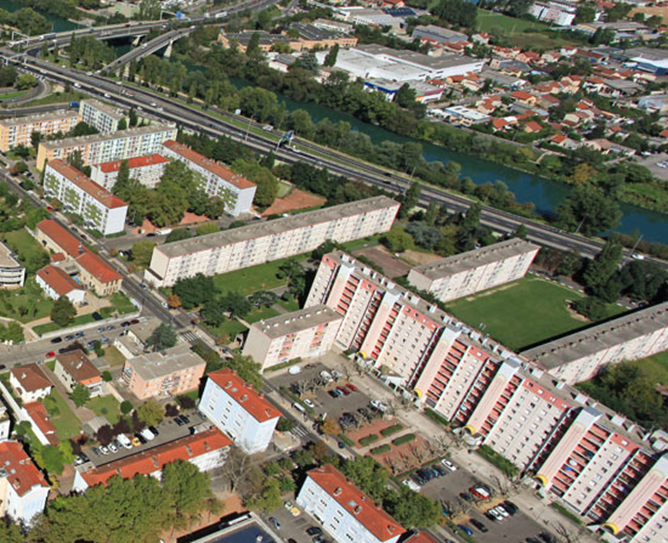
(476, 445), (519, 478)
(338, 434), (354, 447)
(392, 433), (416, 446)
(424, 408), (450, 427)
(446, 521), (475, 543)
(371, 444), (392, 455)
(359, 434), (379, 446)
(264, 357), (302, 374)
(380, 424), (404, 437)
(279, 386), (314, 415)
(550, 503), (583, 526)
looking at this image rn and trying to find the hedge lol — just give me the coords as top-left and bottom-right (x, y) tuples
(476, 445), (519, 478)
(392, 433), (416, 446)
(371, 444), (392, 455)
(359, 434), (379, 446)
(380, 424), (404, 437)
(425, 408), (450, 427)
(338, 434), (354, 447)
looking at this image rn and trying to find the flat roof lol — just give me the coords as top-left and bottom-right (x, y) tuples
(355, 43), (480, 71)
(157, 196), (399, 258)
(0, 241), (21, 269)
(522, 302), (668, 370)
(126, 344), (205, 381)
(80, 99), (125, 121)
(412, 239), (539, 280)
(0, 109), (79, 127)
(47, 160), (127, 209)
(253, 304), (342, 339)
(39, 123), (176, 150)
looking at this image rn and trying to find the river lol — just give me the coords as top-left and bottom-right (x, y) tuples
(0, 0), (79, 32)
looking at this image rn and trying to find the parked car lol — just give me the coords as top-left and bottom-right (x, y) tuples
(131, 436), (141, 447)
(306, 527), (322, 536)
(304, 399), (315, 408)
(319, 370), (333, 382)
(108, 443), (118, 453)
(179, 415), (190, 424)
(501, 501), (518, 516)
(357, 407), (369, 418)
(148, 426), (159, 436)
(457, 524), (473, 536)
(459, 492), (474, 503)
(45, 351), (55, 358)
(175, 417), (185, 427)
(471, 519), (488, 533)
(99, 445), (109, 455)
(345, 382), (357, 392)
(441, 459), (457, 472)
(50, 337), (62, 344)
(268, 517), (281, 531)
(140, 428), (156, 441)
(337, 386), (350, 396)
(402, 478), (421, 492)
(331, 369), (342, 380)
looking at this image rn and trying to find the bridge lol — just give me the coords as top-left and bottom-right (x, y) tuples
(103, 27), (194, 72)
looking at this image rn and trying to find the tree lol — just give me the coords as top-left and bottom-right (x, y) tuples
(201, 300), (228, 327)
(554, 186), (622, 237)
(162, 460), (218, 529)
(165, 228), (192, 243)
(118, 118), (128, 130)
(249, 290), (279, 308)
(120, 400), (133, 414)
(168, 294), (182, 309)
(424, 202), (438, 227)
(247, 477), (282, 511)
(246, 32), (261, 57)
(582, 241), (623, 291)
(39, 445), (65, 475)
(572, 297), (608, 321)
(50, 296), (76, 327)
(324, 44), (339, 67)
(116, 159), (130, 187)
(381, 227), (414, 253)
(15, 73), (37, 90)
(0, 518), (23, 543)
(138, 0), (161, 20)
(399, 182), (421, 219)
(70, 384), (91, 407)
(320, 418), (341, 436)
(223, 353), (263, 390)
(137, 399), (165, 427)
(102, 371), (112, 382)
(31, 130), (42, 152)
(129, 108), (138, 127)
(276, 417), (295, 432)
(312, 240), (340, 261)
(173, 274), (215, 309)
(131, 240), (155, 268)
(387, 487), (441, 528)
(147, 323), (177, 352)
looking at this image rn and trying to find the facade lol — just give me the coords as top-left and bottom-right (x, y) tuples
(0, 241), (25, 287)
(9, 364), (52, 403)
(528, 0), (577, 26)
(54, 350), (103, 396)
(36, 123), (178, 171)
(407, 239), (540, 303)
(122, 344), (206, 400)
(161, 140), (257, 216)
(522, 303), (668, 384)
(44, 160), (128, 235)
(218, 26), (357, 53)
(199, 368), (280, 454)
(90, 153), (169, 190)
(0, 441), (49, 525)
(0, 110), (80, 152)
(243, 305), (342, 370)
(79, 99), (125, 134)
(296, 464), (406, 543)
(72, 428), (231, 492)
(36, 264), (86, 305)
(145, 196), (399, 287)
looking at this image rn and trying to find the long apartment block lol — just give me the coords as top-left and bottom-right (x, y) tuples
(407, 238), (540, 302)
(36, 123), (177, 170)
(44, 160), (128, 235)
(144, 196), (400, 287)
(522, 302), (668, 384)
(304, 251), (668, 543)
(79, 99), (125, 134)
(161, 140), (257, 216)
(0, 110), (81, 152)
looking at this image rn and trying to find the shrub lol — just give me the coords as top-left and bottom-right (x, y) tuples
(392, 433), (416, 446)
(338, 434), (354, 447)
(120, 400), (133, 414)
(359, 434), (379, 446)
(371, 444), (391, 455)
(572, 297), (608, 321)
(380, 424), (403, 437)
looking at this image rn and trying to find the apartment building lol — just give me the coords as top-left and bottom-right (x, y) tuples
(0, 441), (49, 525)
(44, 160), (128, 235)
(79, 99), (125, 134)
(161, 140), (257, 216)
(34, 219), (122, 296)
(122, 344), (206, 400)
(9, 363), (52, 403)
(243, 305), (342, 370)
(0, 110), (80, 152)
(36, 123), (178, 170)
(36, 264), (86, 305)
(0, 241), (25, 287)
(53, 350), (103, 397)
(199, 368), (280, 454)
(145, 196), (400, 288)
(522, 303), (668, 384)
(90, 153), (169, 190)
(296, 464), (406, 543)
(72, 428), (231, 492)
(407, 239), (540, 303)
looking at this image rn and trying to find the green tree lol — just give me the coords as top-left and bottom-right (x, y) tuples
(165, 228), (192, 243)
(31, 130), (42, 152)
(424, 202), (438, 226)
(247, 477), (282, 511)
(173, 274), (215, 309)
(201, 300), (227, 327)
(131, 240), (155, 268)
(50, 296), (76, 327)
(162, 460), (218, 529)
(15, 73), (37, 90)
(137, 399), (165, 427)
(0, 518), (23, 543)
(231, 159), (278, 208)
(147, 323), (177, 352)
(70, 384), (91, 407)
(196, 223), (219, 236)
(223, 353), (263, 390)
(582, 241), (623, 291)
(554, 186), (622, 237)
(39, 445), (65, 475)
(323, 44), (339, 67)
(399, 182), (421, 219)
(387, 487), (441, 528)
(118, 118), (128, 130)
(138, 0), (161, 20)
(120, 400), (134, 414)
(246, 32), (261, 57)
(381, 227), (414, 253)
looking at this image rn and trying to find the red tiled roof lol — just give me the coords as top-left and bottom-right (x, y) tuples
(306, 465), (406, 542)
(207, 368), (280, 423)
(552, 134), (567, 143)
(24, 402), (58, 445)
(10, 363), (52, 393)
(403, 532), (439, 543)
(97, 154), (169, 173)
(80, 428), (232, 487)
(37, 265), (82, 297)
(56, 350), (101, 386)
(37, 220), (85, 258)
(162, 141), (256, 190)
(0, 441), (49, 496)
(661, 130), (668, 138)
(51, 252), (66, 263)
(492, 119), (508, 129)
(47, 160), (127, 209)
(75, 251), (122, 284)
(525, 121), (542, 132)
(511, 90), (533, 101)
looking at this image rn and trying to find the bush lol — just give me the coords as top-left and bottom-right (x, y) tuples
(338, 434), (354, 447)
(572, 297), (608, 321)
(120, 400), (133, 414)
(380, 424), (403, 437)
(476, 445), (519, 478)
(392, 434), (416, 446)
(424, 408), (450, 427)
(101, 371), (112, 382)
(371, 444), (392, 455)
(359, 434), (379, 446)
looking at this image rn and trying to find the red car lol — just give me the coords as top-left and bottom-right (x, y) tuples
(345, 383), (357, 392)
(337, 386), (350, 396)
(46, 206), (54, 212)
(45, 351), (55, 358)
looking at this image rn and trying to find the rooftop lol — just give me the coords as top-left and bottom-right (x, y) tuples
(37, 265), (83, 296)
(75, 251), (122, 284)
(56, 349), (101, 385)
(24, 402), (58, 446)
(80, 99), (125, 121)
(10, 363), (52, 393)
(0, 441), (49, 496)
(47, 160), (127, 209)
(306, 464), (406, 542)
(37, 219), (86, 258)
(96, 153), (169, 173)
(162, 140), (256, 190)
(39, 123), (176, 150)
(0, 109), (79, 127)
(126, 344), (206, 382)
(207, 368), (280, 423)
(0, 241), (22, 269)
(411, 239), (540, 280)
(290, 22), (346, 41)
(254, 304), (342, 339)
(522, 302), (668, 370)
(355, 43), (480, 71)
(157, 196), (399, 258)
(412, 24), (467, 39)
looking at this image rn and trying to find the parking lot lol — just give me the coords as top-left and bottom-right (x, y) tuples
(261, 501), (330, 543)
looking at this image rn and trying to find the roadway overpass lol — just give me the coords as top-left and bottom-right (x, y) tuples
(103, 28), (194, 72)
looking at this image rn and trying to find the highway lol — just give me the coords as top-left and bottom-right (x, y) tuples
(104, 28), (194, 71)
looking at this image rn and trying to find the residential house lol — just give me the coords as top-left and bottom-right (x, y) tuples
(36, 264), (86, 306)
(9, 364), (52, 403)
(54, 350), (103, 397)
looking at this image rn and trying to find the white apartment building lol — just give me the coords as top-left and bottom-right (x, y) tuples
(243, 305), (342, 370)
(199, 368), (280, 454)
(79, 99), (125, 134)
(522, 302), (668, 384)
(529, 0), (577, 27)
(0, 441), (49, 525)
(36, 123), (178, 170)
(90, 153), (169, 190)
(145, 196), (400, 287)
(161, 140), (257, 216)
(0, 110), (80, 152)
(44, 160), (128, 235)
(297, 464), (406, 543)
(407, 239), (539, 303)
(0, 242), (25, 287)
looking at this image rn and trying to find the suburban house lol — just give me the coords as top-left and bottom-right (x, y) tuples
(9, 364), (53, 403)
(36, 265), (86, 306)
(53, 350), (103, 397)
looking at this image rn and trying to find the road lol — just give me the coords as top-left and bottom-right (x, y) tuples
(104, 28), (194, 71)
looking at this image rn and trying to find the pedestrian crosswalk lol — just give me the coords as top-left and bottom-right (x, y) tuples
(180, 331), (199, 344)
(291, 426), (308, 439)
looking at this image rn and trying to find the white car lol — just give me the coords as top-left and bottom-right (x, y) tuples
(370, 400), (388, 413)
(108, 442), (118, 453)
(402, 478), (421, 492)
(140, 428), (156, 441)
(319, 370), (333, 383)
(331, 369), (342, 380)
(304, 399), (315, 408)
(631, 253), (645, 260)
(441, 459), (457, 472)
(494, 506), (509, 518)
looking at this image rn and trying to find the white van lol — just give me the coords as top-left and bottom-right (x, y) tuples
(292, 402), (306, 414)
(140, 428), (156, 441)
(116, 434), (133, 450)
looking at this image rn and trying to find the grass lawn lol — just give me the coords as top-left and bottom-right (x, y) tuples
(88, 395), (121, 424)
(0, 89), (30, 100)
(446, 275), (625, 351)
(107, 291), (136, 314)
(277, 181), (292, 198)
(246, 306), (281, 323)
(104, 345), (126, 367)
(277, 296), (300, 312)
(2, 229), (50, 270)
(0, 281), (53, 323)
(33, 312), (99, 336)
(475, 9), (576, 49)
(23, 91), (85, 107)
(205, 319), (248, 342)
(42, 390), (82, 440)
(340, 235), (382, 253)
